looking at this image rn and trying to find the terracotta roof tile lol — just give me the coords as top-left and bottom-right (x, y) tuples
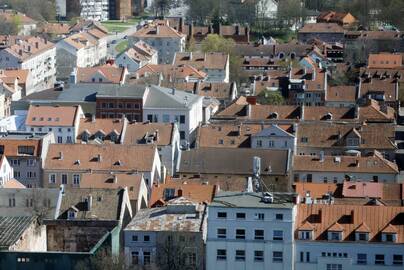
(44, 144), (156, 173)
(368, 53), (402, 69)
(296, 204), (404, 242)
(174, 52), (229, 70)
(123, 122), (174, 146)
(149, 180), (216, 207)
(293, 153), (398, 174)
(132, 21), (186, 39)
(299, 23), (344, 33)
(355, 222), (371, 233)
(326, 85), (357, 102)
(76, 65), (126, 84)
(26, 105), (79, 127)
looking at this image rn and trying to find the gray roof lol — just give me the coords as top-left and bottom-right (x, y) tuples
(0, 131), (49, 140)
(22, 83), (148, 103)
(58, 188), (125, 221)
(125, 198), (205, 232)
(210, 191), (295, 209)
(0, 216), (35, 250)
(179, 148), (290, 175)
(144, 85), (202, 109)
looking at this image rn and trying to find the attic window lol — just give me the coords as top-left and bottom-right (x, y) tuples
(299, 230), (312, 240)
(67, 210), (76, 220)
(356, 232), (369, 241)
(164, 188), (175, 200)
(382, 232), (397, 242)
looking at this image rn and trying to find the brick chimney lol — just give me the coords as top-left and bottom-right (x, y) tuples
(177, 188), (183, 197)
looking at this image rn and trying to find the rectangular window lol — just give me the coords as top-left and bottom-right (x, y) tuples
(61, 174), (68, 185)
(217, 249), (226, 260)
(299, 231), (311, 240)
(235, 250), (245, 261)
(26, 159), (35, 166)
(132, 235), (138, 242)
(143, 251), (151, 265)
(330, 232), (341, 241)
(255, 229), (264, 240)
(255, 213), (264, 220)
(57, 136), (63, 143)
(326, 264), (342, 270)
(217, 212), (227, 219)
(180, 131), (186, 140)
(217, 228), (226, 239)
(275, 213), (283, 220)
(73, 174), (80, 186)
(18, 146), (35, 155)
(256, 140), (262, 147)
(268, 140), (274, 147)
(300, 252), (304, 262)
(144, 235), (150, 242)
(236, 229), (245, 239)
(306, 252), (310, 262)
(131, 251), (139, 265)
(179, 115), (186, 124)
(307, 174), (313, 182)
(49, 174), (56, 184)
(273, 230), (283, 241)
(393, 255), (403, 265)
(254, 250), (264, 262)
(236, 212), (246, 219)
(273, 251), (283, 262)
(357, 253), (367, 265)
(375, 254), (385, 265)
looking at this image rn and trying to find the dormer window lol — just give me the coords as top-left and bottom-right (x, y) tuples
(327, 223), (343, 241)
(356, 232), (369, 241)
(299, 230), (313, 240)
(329, 231), (342, 241)
(68, 210), (76, 220)
(382, 233), (397, 242)
(381, 224), (397, 242)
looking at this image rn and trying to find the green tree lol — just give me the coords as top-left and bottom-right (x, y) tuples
(257, 90), (285, 105)
(201, 34), (243, 83)
(0, 17), (18, 35)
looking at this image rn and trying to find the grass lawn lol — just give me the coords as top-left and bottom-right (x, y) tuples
(115, 40), (129, 53)
(101, 18), (140, 33)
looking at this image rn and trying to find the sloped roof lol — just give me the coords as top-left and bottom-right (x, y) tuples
(0, 216), (35, 250)
(76, 65), (126, 84)
(44, 144), (156, 172)
(123, 122), (174, 146)
(26, 105), (79, 127)
(144, 85), (202, 109)
(296, 204), (404, 242)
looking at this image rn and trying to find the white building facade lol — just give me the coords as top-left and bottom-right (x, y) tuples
(251, 124), (297, 153)
(206, 192), (296, 270)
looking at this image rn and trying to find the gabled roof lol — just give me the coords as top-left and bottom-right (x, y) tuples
(44, 144), (157, 173)
(132, 20), (186, 39)
(328, 222), (344, 232)
(149, 180), (216, 207)
(382, 223), (398, 233)
(26, 105), (79, 127)
(356, 223), (371, 233)
(144, 85), (202, 109)
(293, 152), (399, 174)
(77, 117), (125, 143)
(0, 216), (36, 249)
(76, 65), (126, 84)
(296, 204), (404, 242)
(80, 173), (143, 201)
(299, 23), (344, 33)
(298, 221), (315, 231)
(123, 122), (174, 146)
(174, 52), (229, 70)
(368, 53), (402, 69)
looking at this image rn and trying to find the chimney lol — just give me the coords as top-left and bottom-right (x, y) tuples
(59, 151), (63, 160)
(18, 49), (22, 56)
(97, 154), (102, 162)
(35, 42), (39, 49)
(154, 130), (159, 141)
(355, 159), (359, 167)
(246, 104), (251, 118)
(113, 175), (118, 183)
(171, 88), (176, 95)
(177, 188), (183, 197)
(237, 125), (242, 136)
(245, 25), (250, 43)
(91, 114), (96, 123)
(350, 210), (354, 223)
(318, 209), (322, 223)
(246, 177), (253, 192)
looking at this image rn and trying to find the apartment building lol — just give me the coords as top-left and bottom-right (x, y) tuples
(295, 204), (404, 269)
(142, 85), (204, 146)
(80, 0), (110, 21)
(0, 36), (56, 93)
(130, 20), (186, 64)
(124, 198), (206, 269)
(25, 105), (84, 144)
(43, 144), (162, 189)
(0, 132), (54, 188)
(206, 191), (296, 270)
(173, 52), (230, 83)
(293, 151), (399, 184)
(56, 30), (108, 80)
(116, 40), (158, 72)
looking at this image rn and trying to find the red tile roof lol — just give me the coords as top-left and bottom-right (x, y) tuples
(26, 105), (79, 127)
